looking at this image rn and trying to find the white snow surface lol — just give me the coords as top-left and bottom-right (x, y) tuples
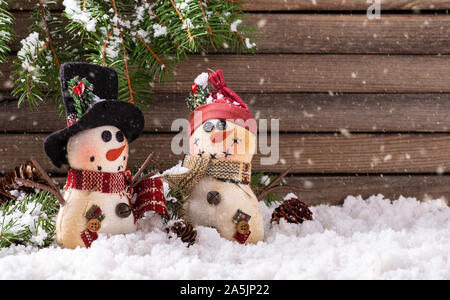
(0, 194), (449, 280)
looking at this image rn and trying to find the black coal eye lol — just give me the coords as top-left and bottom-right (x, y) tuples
(203, 121), (214, 132)
(116, 131), (124, 142)
(102, 130), (112, 142)
(216, 120), (227, 131)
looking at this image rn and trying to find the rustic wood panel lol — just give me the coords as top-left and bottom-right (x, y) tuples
(9, 0), (450, 11)
(157, 55), (450, 93)
(10, 13), (450, 54)
(3, 94), (450, 133)
(285, 175), (450, 205)
(47, 175), (450, 206)
(254, 14), (450, 54)
(2, 133), (450, 174)
(2, 54), (449, 93)
(243, 0), (450, 11)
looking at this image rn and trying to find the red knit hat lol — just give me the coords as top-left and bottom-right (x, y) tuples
(188, 70), (256, 135)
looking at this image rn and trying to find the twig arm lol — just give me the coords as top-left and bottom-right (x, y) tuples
(133, 172), (157, 188)
(29, 157), (65, 205)
(256, 166), (310, 202)
(17, 179), (66, 206)
(132, 152), (155, 184)
(257, 185), (310, 202)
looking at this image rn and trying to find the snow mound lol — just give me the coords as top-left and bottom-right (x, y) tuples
(0, 194), (449, 279)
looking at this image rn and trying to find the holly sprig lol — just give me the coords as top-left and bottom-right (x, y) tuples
(186, 84), (211, 111)
(68, 76), (95, 118)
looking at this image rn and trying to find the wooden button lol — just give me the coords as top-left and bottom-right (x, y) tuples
(87, 219), (101, 232)
(207, 191), (221, 205)
(116, 203), (132, 218)
(236, 220), (250, 235)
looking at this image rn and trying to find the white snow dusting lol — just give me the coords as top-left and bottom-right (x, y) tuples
(230, 19), (242, 32)
(17, 32), (45, 72)
(63, 0), (97, 32)
(194, 72), (209, 89)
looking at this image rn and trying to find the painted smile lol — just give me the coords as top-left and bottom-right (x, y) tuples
(106, 145), (126, 161)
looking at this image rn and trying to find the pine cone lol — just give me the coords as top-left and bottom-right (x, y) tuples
(271, 198), (313, 224)
(0, 161), (46, 204)
(165, 221), (197, 247)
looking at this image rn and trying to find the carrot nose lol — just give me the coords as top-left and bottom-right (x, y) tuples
(106, 145), (126, 161)
(210, 129), (233, 144)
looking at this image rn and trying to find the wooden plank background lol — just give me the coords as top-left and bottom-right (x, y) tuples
(1, 0), (450, 205)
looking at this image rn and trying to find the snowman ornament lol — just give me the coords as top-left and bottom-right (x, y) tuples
(165, 70), (264, 244)
(44, 63), (167, 249)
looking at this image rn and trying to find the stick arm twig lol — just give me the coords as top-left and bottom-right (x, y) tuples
(132, 152), (155, 184)
(17, 179), (66, 206)
(29, 157), (65, 206)
(256, 166), (311, 202)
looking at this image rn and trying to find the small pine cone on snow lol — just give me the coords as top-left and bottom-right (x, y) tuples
(0, 161), (46, 203)
(165, 221), (197, 247)
(271, 197), (313, 224)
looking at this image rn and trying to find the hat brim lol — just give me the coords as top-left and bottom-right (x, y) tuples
(44, 100), (144, 168)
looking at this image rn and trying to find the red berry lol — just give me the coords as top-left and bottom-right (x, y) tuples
(73, 81), (86, 96)
(191, 83), (198, 94)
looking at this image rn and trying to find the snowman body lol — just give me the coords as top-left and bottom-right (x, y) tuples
(182, 119), (264, 244)
(183, 177), (264, 244)
(56, 125), (136, 249)
(56, 189), (136, 249)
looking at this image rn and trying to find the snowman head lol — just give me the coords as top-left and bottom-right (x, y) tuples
(190, 119), (256, 163)
(67, 125), (129, 173)
(44, 63), (144, 169)
(186, 70), (257, 163)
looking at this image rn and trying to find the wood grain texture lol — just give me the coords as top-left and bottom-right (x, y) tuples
(3, 93), (450, 133)
(9, 0), (450, 11)
(254, 14), (450, 54)
(2, 133), (450, 174)
(154, 55), (450, 93)
(242, 0), (450, 11)
(2, 54), (449, 93)
(284, 175), (450, 205)
(47, 175), (450, 206)
(10, 13), (450, 54)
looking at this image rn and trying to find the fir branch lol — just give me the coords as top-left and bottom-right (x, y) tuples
(0, 0), (14, 63)
(120, 35), (134, 104)
(0, 191), (59, 249)
(135, 33), (165, 69)
(39, 0), (60, 70)
(169, 0), (194, 42)
(12, 0), (257, 111)
(199, 0), (213, 37)
(101, 28), (114, 66)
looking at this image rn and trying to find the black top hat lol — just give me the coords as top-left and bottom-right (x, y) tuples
(44, 63), (144, 168)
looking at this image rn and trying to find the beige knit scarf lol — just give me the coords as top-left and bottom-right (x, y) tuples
(164, 155), (252, 199)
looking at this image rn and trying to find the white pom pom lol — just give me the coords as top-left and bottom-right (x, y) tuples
(194, 72), (209, 89)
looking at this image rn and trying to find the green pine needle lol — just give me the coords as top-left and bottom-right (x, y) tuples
(0, 191), (59, 249)
(251, 172), (285, 207)
(0, 0), (13, 63)
(11, 0), (257, 111)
